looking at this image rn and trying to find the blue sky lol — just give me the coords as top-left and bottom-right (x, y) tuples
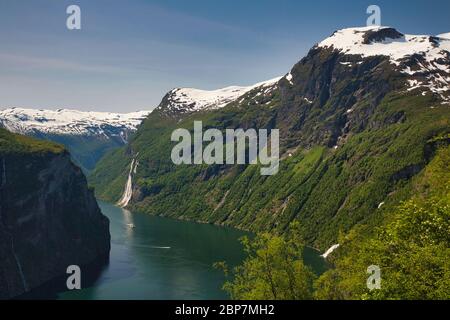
(0, 0), (449, 112)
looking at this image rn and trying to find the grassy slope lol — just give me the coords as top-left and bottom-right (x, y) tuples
(314, 145), (450, 299)
(90, 46), (450, 250)
(90, 88), (450, 250)
(0, 128), (66, 203)
(0, 128), (65, 155)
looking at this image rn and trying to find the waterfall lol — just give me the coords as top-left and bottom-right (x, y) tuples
(321, 244), (340, 259)
(117, 158), (138, 208)
(0, 158), (28, 291)
(1, 158), (6, 188)
(10, 236), (29, 292)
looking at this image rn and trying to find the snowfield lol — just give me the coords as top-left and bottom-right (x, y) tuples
(161, 77), (282, 113)
(2, 26), (449, 135)
(318, 26), (450, 103)
(0, 107), (151, 136)
(318, 26), (450, 65)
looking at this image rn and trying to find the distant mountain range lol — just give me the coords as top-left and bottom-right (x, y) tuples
(317, 27), (450, 103)
(0, 108), (151, 172)
(1, 25), (449, 300)
(0, 108), (150, 136)
(158, 26), (450, 118)
(0, 79), (286, 171)
(3, 27), (448, 175)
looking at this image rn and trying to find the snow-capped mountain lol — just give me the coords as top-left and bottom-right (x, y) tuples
(0, 107), (151, 138)
(0, 107), (152, 172)
(156, 26), (449, 120)
(156, 77), (282, 117)
(91, 25), (450, 258)
(317, 26), (450, 64)
(2, 26), (449, 173)
(314, 26), (450, 103)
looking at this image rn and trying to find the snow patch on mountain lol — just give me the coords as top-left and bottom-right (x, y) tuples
(318, 26), (450, 65)
(160, 77), (282, 114)
(0, 107), (151, 136)
(285, 72), (294, 85)
(318, 26), (450, 103)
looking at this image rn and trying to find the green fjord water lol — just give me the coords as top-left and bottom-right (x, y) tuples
(55, 201), (326, 300)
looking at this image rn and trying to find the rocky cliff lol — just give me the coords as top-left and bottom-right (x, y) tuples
(0, 129), (110, 299)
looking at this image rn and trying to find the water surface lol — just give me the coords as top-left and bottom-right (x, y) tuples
(31, 201), (326, 300)
(60, 201), (250, 299)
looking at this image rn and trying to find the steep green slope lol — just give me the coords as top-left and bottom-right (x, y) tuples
(33, 133), (128, 173)
(0, 128), (65, 155)
(90, 29), (450, 250)
(91, 93), (449, 249)
(216, 145), (449, 300)
(314, 145), (450, 300)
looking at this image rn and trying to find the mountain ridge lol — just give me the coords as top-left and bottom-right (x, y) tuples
(155, 77), (282, 118)
(0, 107), (151, 136)
(0, 107), (152, 172)
(315, 26), (450, 103)
(90, 26), (450, 250)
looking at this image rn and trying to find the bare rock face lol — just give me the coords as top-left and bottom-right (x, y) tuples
(362, 27), (404, 44)
(0, 131), (110, 299)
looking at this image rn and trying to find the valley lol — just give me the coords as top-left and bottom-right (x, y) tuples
(23, 201), (326, 300)
(0, 108), (151, 172)
(1, 24), (449, 301)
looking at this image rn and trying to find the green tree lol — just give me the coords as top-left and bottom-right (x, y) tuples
(217, 222), (316, 300)
(218, 147), (450, 300)
(315, 147), (450, 300)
